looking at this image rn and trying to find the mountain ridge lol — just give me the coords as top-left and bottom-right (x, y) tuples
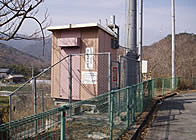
(0, 43), (49, 68)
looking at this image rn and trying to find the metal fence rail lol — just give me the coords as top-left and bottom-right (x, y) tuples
(0, 78), (179, 140)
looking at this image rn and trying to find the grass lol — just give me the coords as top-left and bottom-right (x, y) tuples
(0, 84), (32, 92)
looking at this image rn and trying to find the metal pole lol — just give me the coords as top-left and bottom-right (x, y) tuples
(127, 0), (137, 52)
(118, 61), (121, 89)
(162, 79), (165, 96)
(109, 92), (114, 140)
(171, 0), (176, 89)
(138, 0), (143, 83)
(61, 110), (66, 140)
(41, 91), (44, 112)
(126, 88), (130, 129)
(108, 53), (112, 91)
(69, 55), (72, 117)
(33, 77), (37, 115)
(108, 53), (112, 114)
(33, 77), (37, 133)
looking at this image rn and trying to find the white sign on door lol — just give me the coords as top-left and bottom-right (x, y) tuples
(85, 48), (94, 70)
(81, 71), (97, 84)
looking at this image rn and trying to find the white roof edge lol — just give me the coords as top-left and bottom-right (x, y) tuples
(47, 23), (116, 37)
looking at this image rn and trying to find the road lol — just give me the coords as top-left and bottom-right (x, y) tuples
(144, 92), (196, 140)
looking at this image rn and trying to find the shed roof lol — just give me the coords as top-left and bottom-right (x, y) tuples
(0, 68), (9, 73)
(47, 23), (116, 37)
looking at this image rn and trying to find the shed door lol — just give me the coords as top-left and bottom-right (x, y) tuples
(60, 47), (80, 100)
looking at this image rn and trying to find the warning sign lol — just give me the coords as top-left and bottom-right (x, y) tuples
(113, 67), (118, 82)
(81, 71), (97, 84)
(85, 48), (94, 70)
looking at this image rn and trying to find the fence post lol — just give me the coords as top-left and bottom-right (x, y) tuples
(61, 109), (66, 140)
(9, 95), (12, 122)
(140, 83), (144, 113)
(69, 55), (72, 117)
(9, 95), (12, 137)
(108, 53), (112, 91)
(131, 86), (136, 124)
(118, 90), (121, 116)
(118, 61), (121, 89)
(126, 87), (130, 129)
(162, 79), (165, 96)
(108, 53), (112, 113)
(33, 77), (38, 134)
(147, 81), (151, 104)
(152, 79), (155, 97)
(110, 91), (114, 140)
(176, 77), (179, 89)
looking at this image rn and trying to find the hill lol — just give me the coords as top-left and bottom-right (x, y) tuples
(0, 43), (49, 68)
(0, 38), (51, 62)
(143, 33), (196, 79)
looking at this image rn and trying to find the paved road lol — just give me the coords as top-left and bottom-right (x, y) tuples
(144, 92), (196, 140)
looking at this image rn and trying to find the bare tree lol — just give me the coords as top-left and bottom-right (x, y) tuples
(0, 0), (49, 41)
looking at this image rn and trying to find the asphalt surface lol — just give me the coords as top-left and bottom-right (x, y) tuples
(144, 92), (196, 140)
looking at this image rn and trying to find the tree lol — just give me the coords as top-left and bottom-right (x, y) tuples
(0, 0), (49, 41)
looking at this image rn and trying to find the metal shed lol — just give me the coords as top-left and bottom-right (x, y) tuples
(47, 23), (119, 101)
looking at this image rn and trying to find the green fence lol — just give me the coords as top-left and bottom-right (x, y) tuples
(0, 78), (178, 140)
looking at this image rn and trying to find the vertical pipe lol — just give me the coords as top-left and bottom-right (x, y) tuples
(138, 0), (143, 83)
(127, 0), (137, 86)
(61, 110), (66, 140)
(127, 0), (137, 52)
(171, 0), (176, 89)
(69, 55), (72, 117)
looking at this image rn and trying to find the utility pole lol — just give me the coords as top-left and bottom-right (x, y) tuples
(126, 0), (137, 86)
(171, 0), (176, 88)
(138, 0), (143, 82)
(127, 0), (137, 52)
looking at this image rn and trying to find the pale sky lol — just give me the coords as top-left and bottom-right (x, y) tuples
(20, 0), (196, 46)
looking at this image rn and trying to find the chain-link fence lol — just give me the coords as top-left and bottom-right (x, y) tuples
(119, 56), (139, 88)
(178, 77), (196, 90)
(2, 52), (122, 122)
(0, 77), (180, 140)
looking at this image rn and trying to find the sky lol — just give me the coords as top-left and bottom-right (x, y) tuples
(20, 0), (196, 46)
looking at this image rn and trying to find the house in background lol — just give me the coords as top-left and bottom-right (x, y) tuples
(0, 68), (10, 79)
(48, 23), (120, 101)
(6, 74), (25, 83)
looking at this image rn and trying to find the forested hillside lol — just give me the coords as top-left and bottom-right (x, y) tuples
(143, 33), (196, 79)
